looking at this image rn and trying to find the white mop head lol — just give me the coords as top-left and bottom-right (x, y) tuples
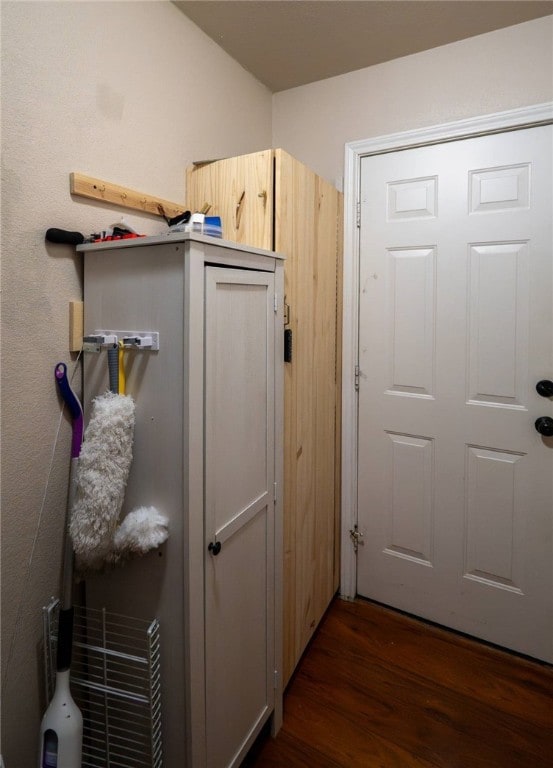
(70, 391), (168, 573)
(110, 506), (169, 565)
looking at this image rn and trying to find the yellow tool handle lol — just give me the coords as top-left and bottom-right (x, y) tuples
(118, 341), (126, 395)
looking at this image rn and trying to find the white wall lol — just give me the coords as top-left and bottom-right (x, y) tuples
(273, 17), (553, 187)
(0, 2), (271, 764)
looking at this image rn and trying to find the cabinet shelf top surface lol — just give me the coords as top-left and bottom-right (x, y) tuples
(78, 232), (284, 259)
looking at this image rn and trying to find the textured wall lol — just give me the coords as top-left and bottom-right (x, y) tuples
(0, 2), (271, 763)
(272, 17), (553, 186)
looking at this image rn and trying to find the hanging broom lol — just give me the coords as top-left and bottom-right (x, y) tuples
(39, 363), (83, 768)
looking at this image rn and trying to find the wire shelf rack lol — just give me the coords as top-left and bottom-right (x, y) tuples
(43, 599), (163, 768)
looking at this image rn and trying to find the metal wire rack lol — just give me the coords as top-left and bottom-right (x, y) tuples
(43, 599), (162, 768)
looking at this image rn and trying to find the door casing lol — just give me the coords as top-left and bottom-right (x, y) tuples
(341, 102), (553, 599)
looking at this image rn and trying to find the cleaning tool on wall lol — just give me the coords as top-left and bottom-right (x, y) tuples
(38, 363), (83, 768)
(70, 389), (135, 571)
(70, 348), (168, 573)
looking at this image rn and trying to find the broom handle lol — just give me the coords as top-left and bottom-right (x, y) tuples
(55, 364), (83, 612)
(107, 345), (119, 394)
(60, 457), (79, 611)
(55, 363), (83, 458)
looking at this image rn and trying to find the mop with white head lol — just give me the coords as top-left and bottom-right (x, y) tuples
(70, 391), (168, 573)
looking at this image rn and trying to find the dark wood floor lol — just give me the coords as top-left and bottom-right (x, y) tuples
(245, 597), (553, 767)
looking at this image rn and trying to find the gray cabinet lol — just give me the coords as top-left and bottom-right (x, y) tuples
(80, 234), (284, 767)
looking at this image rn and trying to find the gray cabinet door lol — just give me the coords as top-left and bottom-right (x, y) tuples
(204, 266), (276, 768)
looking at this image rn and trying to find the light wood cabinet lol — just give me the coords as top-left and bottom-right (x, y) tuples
(80, 234), (284, 767)
(187, 150), (342, 683)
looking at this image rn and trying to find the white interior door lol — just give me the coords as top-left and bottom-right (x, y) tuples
(357, 124), (553, 661)
(204, 266), (275, 768)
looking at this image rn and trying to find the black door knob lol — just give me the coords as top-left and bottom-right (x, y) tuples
(536, 380), (553, 398)
(535, 417), (553, 437)
(208, 541), (222, 556)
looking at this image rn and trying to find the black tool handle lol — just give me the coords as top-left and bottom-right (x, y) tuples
(46, 228), (85, 245)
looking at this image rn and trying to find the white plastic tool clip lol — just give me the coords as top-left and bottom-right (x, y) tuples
(83, 333), (118, 353)
(84, 330), (160, 352)
(122, 335), (154, 349)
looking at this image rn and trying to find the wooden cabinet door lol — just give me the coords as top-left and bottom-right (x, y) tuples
(274, 150), (341, 684)
(204, 266), (276, 768)
(186, 150), (274, 250)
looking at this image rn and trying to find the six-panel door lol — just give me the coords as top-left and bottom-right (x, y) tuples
(357, 125), (553, 661)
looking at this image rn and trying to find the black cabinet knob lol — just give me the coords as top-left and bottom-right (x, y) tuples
(535, 417), (553, 437)
(536, 380), (553, 398)
(208, 541), (222, 556)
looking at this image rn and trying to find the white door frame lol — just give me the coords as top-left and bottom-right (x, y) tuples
(340, 102), (553, 600)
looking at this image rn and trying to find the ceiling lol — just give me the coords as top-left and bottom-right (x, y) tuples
(174, 1), (553, 92)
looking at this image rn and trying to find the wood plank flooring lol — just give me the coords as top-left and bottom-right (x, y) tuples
(245, 597), (553, 767)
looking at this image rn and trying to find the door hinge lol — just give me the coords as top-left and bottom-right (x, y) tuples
(274, 669), (279, 690)
(283, 300), (290, 326)
(274, 482), (277, 504)
(356, 201), (361, 228)
(354, 364), (360, 391)
(349, 524), (364, 553)
(274, 293), (278, 313)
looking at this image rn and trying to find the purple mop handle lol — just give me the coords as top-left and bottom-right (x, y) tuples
(55, 363), (83, 458)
